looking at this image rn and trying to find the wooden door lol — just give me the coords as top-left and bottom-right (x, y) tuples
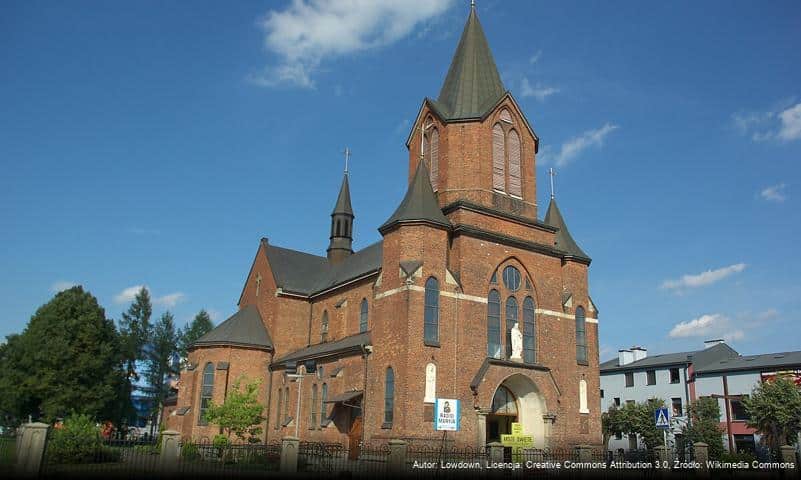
(348, 415), (362, 460)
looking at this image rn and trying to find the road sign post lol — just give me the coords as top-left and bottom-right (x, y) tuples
(655, 407), (671, 464)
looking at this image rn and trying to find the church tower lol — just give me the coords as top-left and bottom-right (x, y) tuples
(327, 173), (354, 263)
(407, 3), (540, 220)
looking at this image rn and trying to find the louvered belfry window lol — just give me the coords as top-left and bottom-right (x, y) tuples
(429, 128), (439, 191)
(508, 130), (522, 197)
(492, 124), (505, 192)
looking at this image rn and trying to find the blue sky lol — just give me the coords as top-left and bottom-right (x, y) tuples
(1, 0), (799, 360)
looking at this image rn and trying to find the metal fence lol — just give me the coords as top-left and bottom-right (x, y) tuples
(178, 439), (281, 476)
(297, 441), (390, 474)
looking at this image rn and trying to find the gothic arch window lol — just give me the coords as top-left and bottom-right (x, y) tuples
(335, 220), (341, 237)
(275, 387), (283, 429)
(199, 362), (214, 425)
(321, 310), (329, 342)
(492, 124), (505, 192)
(487, 289), (502, 358)
(424, 277), (439, 345)
(310, 384), (318, 428)
(491, 385), (518, 415)
(384, 367), (395, 426)
(429, 127), (439, 191)
(284, 386), (290, 423)
(576, 306), (587, 364)
(320, 383), (328, 426)
(505, 296), (518, 359)
(499, 108), (513, 124)
(507, 129), (522, 197)
(502, 265), (521, 292)
(523, 297), (536, 364)
(359, 298), (369, 333)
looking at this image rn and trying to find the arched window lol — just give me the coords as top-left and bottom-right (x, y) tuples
(310, 384), (318, 428)
(576, 306), (587, 363)
(499, 108), (513, 124)
(320, 383), (328, 426)
(507, 130), (521, 197)
(359, 299), (369, 333)
(491, 385), (518, 415)
(523, 297), (536, 364)
(492, 124), (505, 192)
(384, 367), (395, 425)
(321, 311), (329, 342)
(429, 128), (439, 190)
(505, 296), (518, 359)
(487, 290), (501, 358)
(199, 362), (214, 425)
(424, 277), (439, 344)
(502, 266), (521, 291)
(336, 220), (341, 237)
(275, 386), (283, 429)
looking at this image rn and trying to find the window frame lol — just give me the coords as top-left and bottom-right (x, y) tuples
(198, 362), (214, 426)
(383, 367), (395, 427)
(646, 370), (656, 386)
(575, 306), (588, 364)
(310, 384), (318, 429)
(487, 290), (502, 359)
(625, 372), (634, 388)
(321, 310), (329, 342)
(359, 299), (369, 333)
(522, 296), (536, 364)
(670, 368), (681, 384)
(424, 277), (439, 346)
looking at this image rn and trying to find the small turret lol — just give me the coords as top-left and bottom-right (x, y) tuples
(327, 173), (354, 263)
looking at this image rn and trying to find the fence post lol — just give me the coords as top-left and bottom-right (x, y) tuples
(780, 445), (795, 464)
(159, 430), (181, 472)
(488, 442), (504, 464)
(14, 422), (49, 477)
(575, 445), (593, 463)
(280, 436), (299, 473)
(693, 442), (708, 468)
(388, 439), (407, 472)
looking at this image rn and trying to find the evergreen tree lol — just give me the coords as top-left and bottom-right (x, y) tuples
(682, 397), (725, 460)
(744, 377), (801, 454)
(178, 309), (215, 358)
(118, 287), (152, 381)
(0, 287), (131, 422)
(143, 311), (179, 435)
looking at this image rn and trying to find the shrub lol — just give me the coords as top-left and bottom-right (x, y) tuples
(46, 414), (102, 464)
(181, 442), (200, 461)
(212, 434), (230, 448)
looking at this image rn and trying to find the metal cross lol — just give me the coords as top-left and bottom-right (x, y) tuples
(343, 147), (351, 175)
(255, 273), (262, 297)
(548, 167), (556, 199)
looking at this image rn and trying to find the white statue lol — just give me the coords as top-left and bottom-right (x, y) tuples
(510, 322), (523, 361)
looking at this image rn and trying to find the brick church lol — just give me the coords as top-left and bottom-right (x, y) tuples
(167, 5), (601, 451)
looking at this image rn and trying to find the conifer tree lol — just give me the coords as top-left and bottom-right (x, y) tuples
(118, 287), (153, 381)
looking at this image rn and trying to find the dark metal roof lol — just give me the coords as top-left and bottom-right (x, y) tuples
(323, 390), (363, 404)
(332, 174), (353, 216)
(273, 332), (371, 366)
(434, 5), (505, 120)
(544, 199), (591, 263)
(379, 160), (451, 234)
(694, 350), (801, 374)
(191, 304), (273, 351)
(600, 343), (740, 373)
(263, 240), (383, 297)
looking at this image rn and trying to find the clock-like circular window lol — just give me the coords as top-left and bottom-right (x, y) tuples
(502, 266), (521, 292)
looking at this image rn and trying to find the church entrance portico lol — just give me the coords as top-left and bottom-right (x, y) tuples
(483, 374), (547, 448)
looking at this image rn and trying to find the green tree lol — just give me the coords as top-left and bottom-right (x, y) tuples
(178, 309), (215, 358)
(204, 377), (265, 443)
(0, 287), (130, 422)
(682, 397), (725, 460)
(118, 287), (152, 381)
(744, 377), (801, 453)
(617, 399), (666, 449)
(143, 311), (179, 435)
(602, 405), (628, 450)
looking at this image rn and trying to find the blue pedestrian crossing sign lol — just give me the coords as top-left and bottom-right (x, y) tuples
(655, 407), (670, 429)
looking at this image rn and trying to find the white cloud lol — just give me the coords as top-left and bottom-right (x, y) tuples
(114, 285), (146, 304)
(529, 49), (542, 64)
(520, 77), (559, 101)
(114, 285), (186, 308)
(732, 101), (801, 142)
(669, 313), (729, 338)
(51, 281), (78, 293)
(760, 183), (787, 202)
(661, 263), (746, 291)
(540, 123), (618, 167)
(249, 0), (454, 88)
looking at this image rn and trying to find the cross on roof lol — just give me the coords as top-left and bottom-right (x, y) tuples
(343, 147), (351, 175)
(548, 167), (556, 199)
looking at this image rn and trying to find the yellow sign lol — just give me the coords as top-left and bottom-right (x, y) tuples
(502, 425), (533, 462)
(511, 422), (523, 435)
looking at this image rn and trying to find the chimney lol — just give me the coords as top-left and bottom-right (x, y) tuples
(631, 346), (648, 361)
(618, 349), (634, 366)
(704, 339), (725, 349)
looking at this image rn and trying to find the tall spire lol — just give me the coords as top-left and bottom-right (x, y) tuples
(434, 4), (505, 120)
(327, 173), (354, 263)
(379, 160), (450, 234)
(544, 199), (590, 263)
